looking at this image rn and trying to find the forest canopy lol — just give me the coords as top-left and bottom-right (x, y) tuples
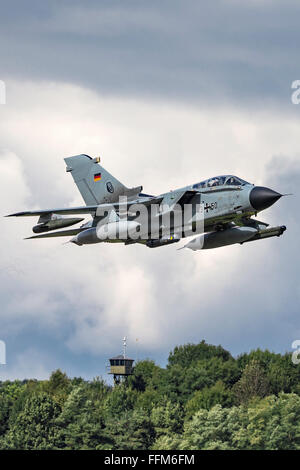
(1, 340), (300, 450)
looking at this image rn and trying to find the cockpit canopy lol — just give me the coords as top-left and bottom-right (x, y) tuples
(192, 175), (250, 190)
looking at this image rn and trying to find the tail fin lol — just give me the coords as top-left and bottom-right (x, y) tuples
(64, 154), (142, 205)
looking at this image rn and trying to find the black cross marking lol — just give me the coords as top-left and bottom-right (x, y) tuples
(204, 203), (211, 213)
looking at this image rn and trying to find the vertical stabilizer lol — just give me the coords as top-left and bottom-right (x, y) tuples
(64, 154), (142, 205)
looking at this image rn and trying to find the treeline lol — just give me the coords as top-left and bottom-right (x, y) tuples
(1, 340), (300, 450)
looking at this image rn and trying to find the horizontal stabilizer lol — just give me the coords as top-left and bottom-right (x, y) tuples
(124, 185), (143, 199)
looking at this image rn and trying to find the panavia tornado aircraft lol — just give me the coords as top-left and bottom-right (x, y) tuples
(7, 154), (287, 251)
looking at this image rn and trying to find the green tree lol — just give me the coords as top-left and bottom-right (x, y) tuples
(237, 349), (300, 395)
(175, 394), (300, 450)
(162, 364), (212, 405)
(128, 360), (160, 392)
(151, 399), (184, 438)
(134, 388), (162, 415)
(179, 405), (240, 450)
(0, 381), (24, 436)
(42, 369), (72, 406)
(168, 341), (231, 369)
(56, 385), (109, 449)
(0, 394), (12, 436)
(244, 394), (300, 450)
(185, 381), (234, 417)
(151, 434), (182, 450)
(104, 384), (138, 418)
(233, 360), (270, 404)
(104, 409), (155, 450)
(1, 392), (61, 449)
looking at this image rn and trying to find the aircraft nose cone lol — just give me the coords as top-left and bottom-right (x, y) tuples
(250, 186), (282, 211)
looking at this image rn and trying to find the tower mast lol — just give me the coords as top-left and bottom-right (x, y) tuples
(123, 336), (127, 359)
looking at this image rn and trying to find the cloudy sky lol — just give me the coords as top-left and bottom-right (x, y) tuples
(0, 0), (300, 381)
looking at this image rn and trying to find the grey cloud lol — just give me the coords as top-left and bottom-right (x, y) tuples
(1, 1), (300, 107)
(0, 5), (299, 379)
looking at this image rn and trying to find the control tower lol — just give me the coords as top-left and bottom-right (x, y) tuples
(108, 337), (134, 385)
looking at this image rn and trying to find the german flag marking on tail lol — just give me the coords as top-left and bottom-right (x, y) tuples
(94, 173), (101, 182)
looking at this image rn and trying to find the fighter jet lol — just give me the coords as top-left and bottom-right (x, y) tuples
(6, 154), (287, 251)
